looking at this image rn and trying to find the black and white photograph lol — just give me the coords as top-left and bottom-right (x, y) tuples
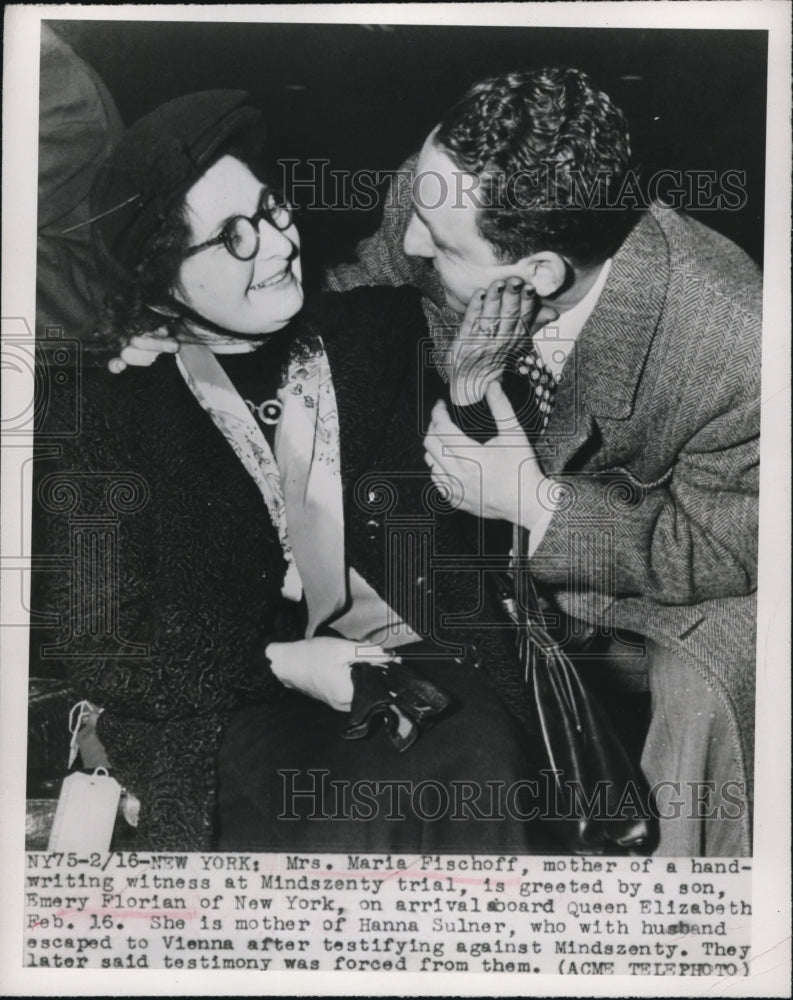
(1, 3), (790, 994)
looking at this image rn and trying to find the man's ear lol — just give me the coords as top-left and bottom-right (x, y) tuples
(518, 252), (570, 298)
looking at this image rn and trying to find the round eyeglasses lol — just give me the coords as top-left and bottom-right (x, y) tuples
(184, 190), (295, 262)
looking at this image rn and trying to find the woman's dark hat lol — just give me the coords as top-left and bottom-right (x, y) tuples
(90, 90), (262, 279)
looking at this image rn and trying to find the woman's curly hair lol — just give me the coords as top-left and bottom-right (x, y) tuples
(94, 199), (192, 350)
(435, 67), (639, 266)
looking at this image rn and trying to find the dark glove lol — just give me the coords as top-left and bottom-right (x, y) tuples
(342, 660), (452, 752)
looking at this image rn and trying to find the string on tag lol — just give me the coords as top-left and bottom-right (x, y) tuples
(68, 700), (89, 769)
(67, 699), (104, 769)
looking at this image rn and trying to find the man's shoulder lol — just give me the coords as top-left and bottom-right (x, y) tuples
(649, 204), (762, 314)
(605, 205), (762, 355)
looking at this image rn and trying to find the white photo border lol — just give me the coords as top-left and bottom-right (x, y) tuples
(2, 3), (790, 996)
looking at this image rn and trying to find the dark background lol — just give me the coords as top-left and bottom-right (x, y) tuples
(51, 19), (768, 274)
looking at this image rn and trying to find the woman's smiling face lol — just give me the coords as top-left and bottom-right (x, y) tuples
(174, 155), (304, 338)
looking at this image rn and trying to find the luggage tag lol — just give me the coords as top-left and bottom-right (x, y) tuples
(51, 701), (124, 851)
(48, 767), (121, 852)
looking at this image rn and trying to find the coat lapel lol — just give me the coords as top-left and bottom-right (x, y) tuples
(542, 208), (671, 475)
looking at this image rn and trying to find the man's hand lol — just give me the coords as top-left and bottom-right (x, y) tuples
(445, 277), (558, 407)
(266, 637), (397, 713)
(424, 380), (549, 530)
(107, 327), (179, 374)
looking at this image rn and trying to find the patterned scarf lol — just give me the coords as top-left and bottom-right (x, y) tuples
(176, 337), (419, 648)
(177, 337), (343, 633)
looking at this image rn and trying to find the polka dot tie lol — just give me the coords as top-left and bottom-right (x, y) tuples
(514, 343), (560, 431)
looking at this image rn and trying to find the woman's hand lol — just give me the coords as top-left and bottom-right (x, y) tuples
(107, 326), (180, 374)
(445, 277), (558, 407)
(446, 277), (535, 407)
(266, 637), (396, 713)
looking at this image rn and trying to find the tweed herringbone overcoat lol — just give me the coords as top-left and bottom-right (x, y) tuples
(327, 170), (761, 804)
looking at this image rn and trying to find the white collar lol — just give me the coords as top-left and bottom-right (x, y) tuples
(533, 258), (612, 380)
(176, 322), (265, 355)
(207, 341), (263, 355)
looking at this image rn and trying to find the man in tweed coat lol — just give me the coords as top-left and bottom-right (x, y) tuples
(118, 68), (759, 855)
(325, 68), (760, 856)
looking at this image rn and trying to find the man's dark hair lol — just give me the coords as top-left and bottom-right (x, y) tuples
(434, 67), (639, 266)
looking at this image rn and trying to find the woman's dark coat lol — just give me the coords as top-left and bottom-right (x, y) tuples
(33, 287), (529, 849)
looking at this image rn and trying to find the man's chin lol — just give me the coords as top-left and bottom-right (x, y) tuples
(442, 290), (467, 317)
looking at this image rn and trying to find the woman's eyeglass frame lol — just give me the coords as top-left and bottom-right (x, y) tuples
(184, 189), (295, 262)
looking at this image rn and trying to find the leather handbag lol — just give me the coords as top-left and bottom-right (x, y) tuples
(507, 525), (652, 853)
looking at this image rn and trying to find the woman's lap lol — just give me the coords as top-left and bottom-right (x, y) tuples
(218, 660), (540, 853)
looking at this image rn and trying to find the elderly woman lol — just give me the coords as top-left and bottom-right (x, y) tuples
(43, 90), (547, 853)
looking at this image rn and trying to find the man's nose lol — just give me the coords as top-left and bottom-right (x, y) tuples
(403, 212), (433, 258)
